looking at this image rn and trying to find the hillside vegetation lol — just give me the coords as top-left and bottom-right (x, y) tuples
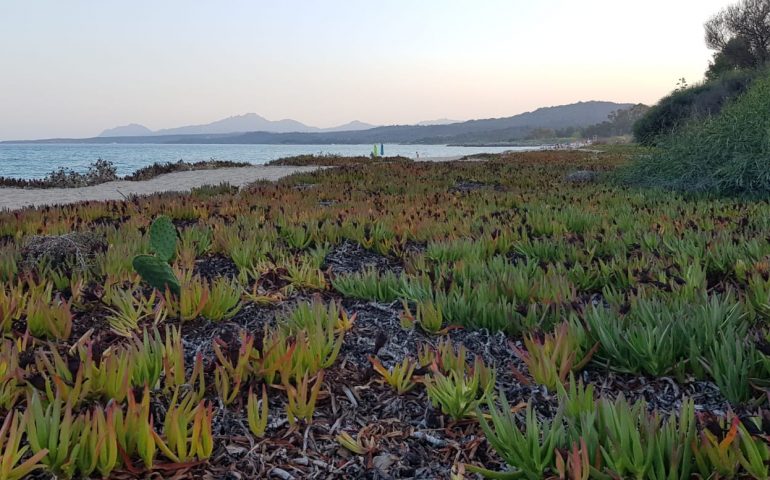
(633, 70), (758, 145)
(623, 70), (770, 195)
(11, 101), (633, 145)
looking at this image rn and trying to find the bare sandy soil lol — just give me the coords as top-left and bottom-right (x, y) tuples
(0, 165), (322, 211)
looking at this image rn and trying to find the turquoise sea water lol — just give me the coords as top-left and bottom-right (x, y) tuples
(0, 143), (539, 179)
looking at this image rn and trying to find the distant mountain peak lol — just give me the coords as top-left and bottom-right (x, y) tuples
(417, 118), (462, 126)
(92, 101), (633, 142)
(226, 112), (266, 120)
(99, 123), (153, 137)
(323, 120), (377, 132)
(97, 113), (381, 138)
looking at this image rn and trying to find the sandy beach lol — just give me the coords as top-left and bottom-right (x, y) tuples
(0, 155), (498, 211)
(0, 165), (322, 211)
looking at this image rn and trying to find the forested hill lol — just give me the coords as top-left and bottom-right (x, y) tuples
(7, 101), (633, 145)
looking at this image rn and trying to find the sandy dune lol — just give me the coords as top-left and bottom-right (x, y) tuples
(0, 165), (322, 211)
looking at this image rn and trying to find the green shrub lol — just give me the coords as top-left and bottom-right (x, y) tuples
(623, 71), (770, 195)
(633, 69), (757, 145)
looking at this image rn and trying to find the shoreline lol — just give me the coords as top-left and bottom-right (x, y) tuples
(0, 165), (322, 211)
(0, 154), (500, 211)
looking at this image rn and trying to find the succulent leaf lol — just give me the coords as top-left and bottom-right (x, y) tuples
(132, 255), (180, 296)
(149, 215), (178, 263)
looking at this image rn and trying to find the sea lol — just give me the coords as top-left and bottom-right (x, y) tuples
(0, 143), (539, 179)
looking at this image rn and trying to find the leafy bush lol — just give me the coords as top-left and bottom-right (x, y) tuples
(623, 71), (770, 195)
(124, 159), (250, 181)
(633, 69), (757, 145)
(0, 159), (249, 189)
(0, 159), (118, 189)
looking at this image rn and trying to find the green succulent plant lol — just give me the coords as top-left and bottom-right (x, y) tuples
(132, 216), (180, 295)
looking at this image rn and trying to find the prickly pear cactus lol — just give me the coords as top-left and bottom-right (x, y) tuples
(149, 215), (177, 262)
(132, 254), (180, 296)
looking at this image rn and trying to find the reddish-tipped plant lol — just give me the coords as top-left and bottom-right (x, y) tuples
(153, 389), (214, 463)
(0, 410), (48, 480)
(285, 371), (325, 428)
(247, 384), (269, 438)
(113, 388), (157, 470)
(512, 321), (597, 390)
(370, 356), (417, 394)
(213, 333), (253, 405)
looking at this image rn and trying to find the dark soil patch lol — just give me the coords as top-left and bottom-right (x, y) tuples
(403, 240), (428, 255)
(70, 306), (114, 345)
(171, 219), (199, 229)
(323, 241), (403, 275)
(339, 299), (524, 389)
(177, 363), (477, 479)
(88, 215), (129, 229)
(449, 180), (505, 193)
(150, 297), (498, 479)
(582, 368), (730, 416)
(194, 254), (240, 280)
(339, 299), (730, 421)
(172, 302), (278, 369)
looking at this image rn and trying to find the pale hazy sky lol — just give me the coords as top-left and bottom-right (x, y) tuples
(0, 0), (733, 140)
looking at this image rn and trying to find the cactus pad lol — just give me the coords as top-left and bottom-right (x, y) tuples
(132, 254), (180, 296)
(149, 215), (177, 262)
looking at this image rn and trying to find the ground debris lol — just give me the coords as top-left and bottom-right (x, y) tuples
(323, 240), (403, 275)
(21, 231), (105, 271)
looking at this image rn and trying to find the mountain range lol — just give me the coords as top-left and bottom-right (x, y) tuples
(8, 101), (635, 145)
(99, 113), (377, 137)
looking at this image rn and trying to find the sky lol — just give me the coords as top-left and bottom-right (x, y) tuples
(0, 0), (735, 140)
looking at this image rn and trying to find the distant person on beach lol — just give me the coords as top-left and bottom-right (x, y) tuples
(416, 152), (420, 159)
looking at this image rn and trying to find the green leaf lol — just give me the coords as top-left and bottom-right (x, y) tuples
(464, 464), (525, 479)
(133, 255), (180, 296)
(149, 215), (178, 263)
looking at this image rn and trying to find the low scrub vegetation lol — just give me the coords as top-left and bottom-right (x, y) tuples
(2, 149), (770, 477)
(266, 154), (412, 166)
(633, 69), (758, 146)
(623, 71), (770, 195)
(0, 159), (251, 189)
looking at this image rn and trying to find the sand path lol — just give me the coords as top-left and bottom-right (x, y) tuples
(0, 165), (322, 211)
(417, 155), (465, 162)
(0, 154), (498, 211)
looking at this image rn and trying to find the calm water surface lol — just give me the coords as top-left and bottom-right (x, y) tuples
(0, 144), (540, 179)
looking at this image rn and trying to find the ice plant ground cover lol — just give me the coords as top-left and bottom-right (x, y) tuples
(3, 149), (770, 478)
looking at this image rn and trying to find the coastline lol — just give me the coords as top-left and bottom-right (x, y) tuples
(0, 154), (502, 211)
(0, 165), (322, 211)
